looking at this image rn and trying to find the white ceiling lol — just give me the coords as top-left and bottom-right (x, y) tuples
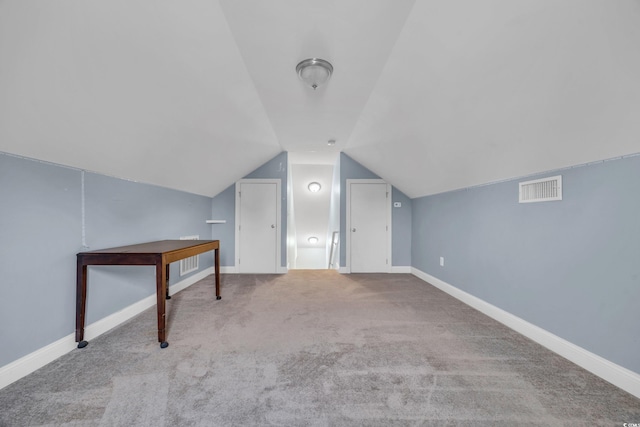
(2, 1), (640, 198)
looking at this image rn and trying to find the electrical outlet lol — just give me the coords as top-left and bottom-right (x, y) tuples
(394, 202), (402, 208)
(440, 256), (444, 267)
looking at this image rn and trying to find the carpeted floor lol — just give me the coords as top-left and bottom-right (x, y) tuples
(1, 271), (639, 426)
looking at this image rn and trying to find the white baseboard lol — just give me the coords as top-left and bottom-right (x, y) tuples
(0, 267), (214, 391)
(0, 332), (77, 392)
(339, 266), (410, 274)
(168, 267), (214, 300)
(220, 266), (287, 274)
(411, 267), (640, 399)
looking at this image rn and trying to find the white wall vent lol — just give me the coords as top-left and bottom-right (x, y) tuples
(179, 235), (199, 276)
(519, 175), (562, 203)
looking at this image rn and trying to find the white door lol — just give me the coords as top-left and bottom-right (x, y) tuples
(349, 181), (390, 273)
(237, 181), (278, 273)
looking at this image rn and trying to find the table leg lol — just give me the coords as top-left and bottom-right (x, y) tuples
(215, 247), (221, 300)
(156, 261), (168, 348)
(165, 264), (171, 300)
(75, 259), (88, 348)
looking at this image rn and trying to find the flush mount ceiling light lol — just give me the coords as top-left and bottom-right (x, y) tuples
(308, 236), (319, 244)
(296, 58), (333, 90)
(308, 182), (321, 193)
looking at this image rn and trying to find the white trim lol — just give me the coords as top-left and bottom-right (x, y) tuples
(235, 183), (241, 272)
(235, 179), (282, 274)
(0, 267), (214, 391)
(341, 266), (410, 274)
(0, 333), (77, 391)
(220, 266), (285, 274)
(345, 179), (391, 273)
(168, 267), (213, 296)
(390, 266), (411, 273)
(411, 267), (640, 399)
(386, 184), (393, 272)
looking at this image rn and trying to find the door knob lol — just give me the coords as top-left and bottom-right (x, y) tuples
(271, 224), (276, 228)
(352, 228), (356, 232)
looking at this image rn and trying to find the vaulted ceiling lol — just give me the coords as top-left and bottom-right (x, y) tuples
(1, 1), (639, 198)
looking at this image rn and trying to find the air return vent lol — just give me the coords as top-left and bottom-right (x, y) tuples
(179, 235), (199, 276)
(519, 175), (562, 203)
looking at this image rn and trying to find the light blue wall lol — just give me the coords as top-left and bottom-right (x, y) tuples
(0, 153), (213, 367)
(210, 152), (288, 268)
(210, 184), (236, 267)
(83, 172), (213, 324)
(339, 153), (412, 268)
(1, 155), (81, 366)
(392, 188), (412, 266)
(411, 155), (640, 374)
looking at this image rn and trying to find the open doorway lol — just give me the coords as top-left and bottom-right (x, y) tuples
(288, 152), (339, 270)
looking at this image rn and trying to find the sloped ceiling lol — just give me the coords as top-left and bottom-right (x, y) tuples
(1, 1), (639, 198)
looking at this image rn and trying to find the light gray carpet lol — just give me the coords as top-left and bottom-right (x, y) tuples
(1, 271), (639, 426)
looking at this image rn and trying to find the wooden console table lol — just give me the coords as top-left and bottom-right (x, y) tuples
(76, 240), (220, 349)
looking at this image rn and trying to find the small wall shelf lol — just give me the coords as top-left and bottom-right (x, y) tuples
(206, 220), (227, 224)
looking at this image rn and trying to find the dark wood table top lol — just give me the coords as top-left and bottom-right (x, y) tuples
(78, 240), (219, 255)
(75, 239), (221, 348)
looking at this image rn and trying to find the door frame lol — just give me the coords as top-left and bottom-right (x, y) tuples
(345, 179), (392, 273)
(235, 179), (282, 273)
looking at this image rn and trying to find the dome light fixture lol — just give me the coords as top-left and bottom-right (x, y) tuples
(308, 182), (321, 193)
(296, 58), (333, 90)
(308, 236), (319, 244)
